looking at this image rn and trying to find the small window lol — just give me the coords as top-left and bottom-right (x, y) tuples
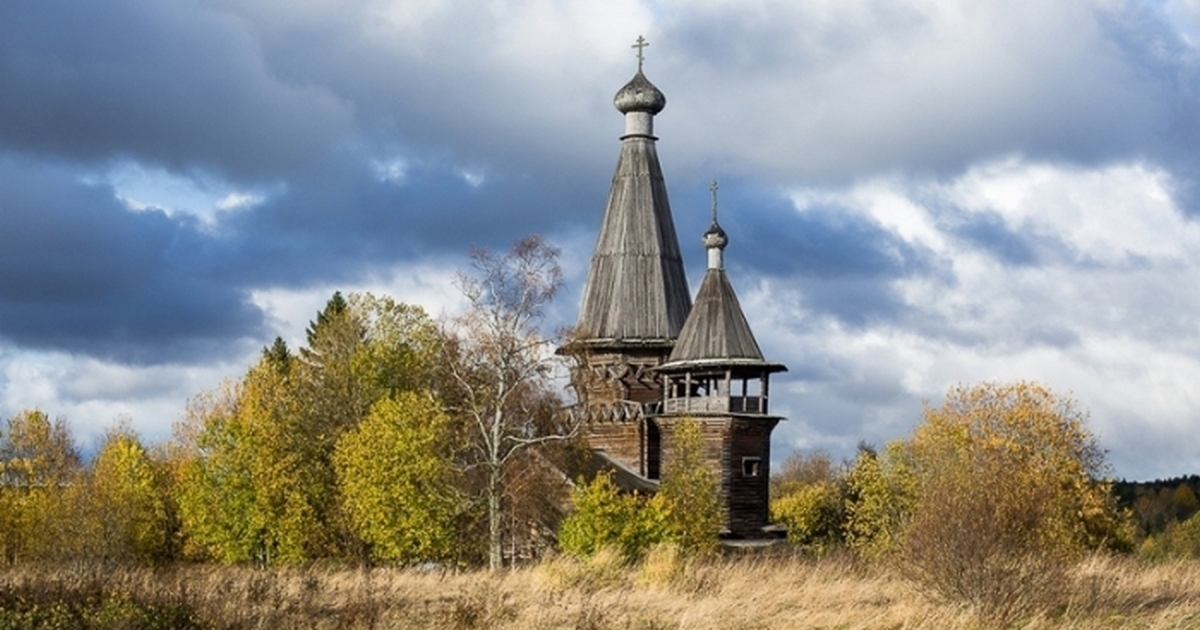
(742, 457), (762, 477)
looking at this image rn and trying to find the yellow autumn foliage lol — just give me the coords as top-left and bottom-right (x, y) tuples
(900, 381), (1131, 621)
(333, 391), (463, 565)
(91, 428), (173, 563)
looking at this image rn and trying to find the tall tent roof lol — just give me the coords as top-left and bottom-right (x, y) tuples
(661, 214), (786, 372)
(575, 69), (691, 344)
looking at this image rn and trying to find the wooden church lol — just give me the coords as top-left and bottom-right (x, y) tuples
(564, 40), (787, 539)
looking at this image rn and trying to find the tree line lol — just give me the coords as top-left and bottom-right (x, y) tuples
(1113, 475), (1200, 558)
(0, 236), (579, 570)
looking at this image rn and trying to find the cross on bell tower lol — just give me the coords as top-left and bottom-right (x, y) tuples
(710, 180), (719, 224)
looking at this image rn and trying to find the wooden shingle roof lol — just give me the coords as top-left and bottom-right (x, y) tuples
(660, 220), (787, 373)
(665, 267), (763, 364)
(576, 73), (691, 344)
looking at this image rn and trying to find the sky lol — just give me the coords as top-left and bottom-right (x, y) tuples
(2, 0), (1200, 481)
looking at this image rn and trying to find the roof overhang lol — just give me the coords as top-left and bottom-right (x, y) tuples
(653, 358), (788, 374)
(587, 450), (660, 493)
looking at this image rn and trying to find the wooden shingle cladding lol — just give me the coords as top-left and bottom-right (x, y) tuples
(722, 417), (779, 536)
(666, 268), (763, 364)
(568, 68), (691, 481)
(576, 136), (691, 344)
(569, 345), (672, 478)
(650, 219), (787, 538)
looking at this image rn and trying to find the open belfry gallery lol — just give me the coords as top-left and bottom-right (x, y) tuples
(563, 38), (788, 540)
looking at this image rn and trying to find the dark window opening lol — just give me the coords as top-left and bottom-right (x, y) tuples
(742, 457), (762, 477)
(646, 420), (662, 480)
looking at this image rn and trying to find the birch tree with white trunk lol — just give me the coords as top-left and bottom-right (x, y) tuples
(447, 235), (574, 571)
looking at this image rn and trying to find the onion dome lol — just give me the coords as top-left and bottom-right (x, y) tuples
(614, 72), (666, 115)
(703, 181), (728, 268)
(702, 222), (728, 251)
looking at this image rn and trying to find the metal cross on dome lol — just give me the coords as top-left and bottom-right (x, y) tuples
(710, 180), (719, 224)
(632, 36), (649, 71)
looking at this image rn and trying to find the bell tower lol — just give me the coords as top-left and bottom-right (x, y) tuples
(653, 182), (787, 538)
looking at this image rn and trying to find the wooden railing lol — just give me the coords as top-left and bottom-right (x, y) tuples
(662, 396), (765, 414)
(730, 396), (763, 413)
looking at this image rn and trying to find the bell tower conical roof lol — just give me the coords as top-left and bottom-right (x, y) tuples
(662, 183), (786, 371)
(576, 45), (691, 345)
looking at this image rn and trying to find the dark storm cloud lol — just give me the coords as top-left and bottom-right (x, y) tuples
(0, 0), (1189, 339)
(224, 150), (609, 285)
(0, 144), (604, 364)
(0, 156), (263, 363)
(668, 180), (932, 326)
(3, 0), (1200, 479)
(0, 1), (352, 179)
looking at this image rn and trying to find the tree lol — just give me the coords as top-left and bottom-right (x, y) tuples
(299, 292), (446, 559)
(0, 409), (79, 488)
(900, 382), (1128, 622)
(0, 409), (81, 563)
(770, 450), (845, 552)
(173, 293), (445, 564)
(333, 391), (463, 565)
(498, 444), (580, 562)
(842, 442), (917, 557)
(771, 481), (843, 552)
(447, 235), (573, 571)
(1174, 485), (1200, 522)
(1140, 511), (1200, 559)
(89, 425), (173, 564)
(657, 419), (721, 556)
(175, 366), (320, 564)
(771, 450), (838, 500)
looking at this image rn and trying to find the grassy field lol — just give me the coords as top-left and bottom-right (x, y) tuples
(1, 552), (1199, 629)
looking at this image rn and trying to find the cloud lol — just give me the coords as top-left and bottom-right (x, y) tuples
(0, 347), (247, 452)
(0, 155), (267, 363)
(754, 157), (1200, 479)
(656, 0), (1190, 185)
(2, 0), (1200, 480)
(0, 1), (353, 179)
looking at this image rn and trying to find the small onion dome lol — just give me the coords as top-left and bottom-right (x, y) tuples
(614, 71), (666, 114)
(702, 221), (728, 250)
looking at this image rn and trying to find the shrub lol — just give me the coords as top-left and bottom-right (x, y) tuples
(842, 443), (916, 557)
(770, 480), (843, 552)
(558, 472), (669, 561)
(559, 419), (720, 562)
(899, 382), (1127, 623)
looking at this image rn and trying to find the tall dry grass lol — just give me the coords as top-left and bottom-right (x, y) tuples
(1, 553), (1199, 629)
